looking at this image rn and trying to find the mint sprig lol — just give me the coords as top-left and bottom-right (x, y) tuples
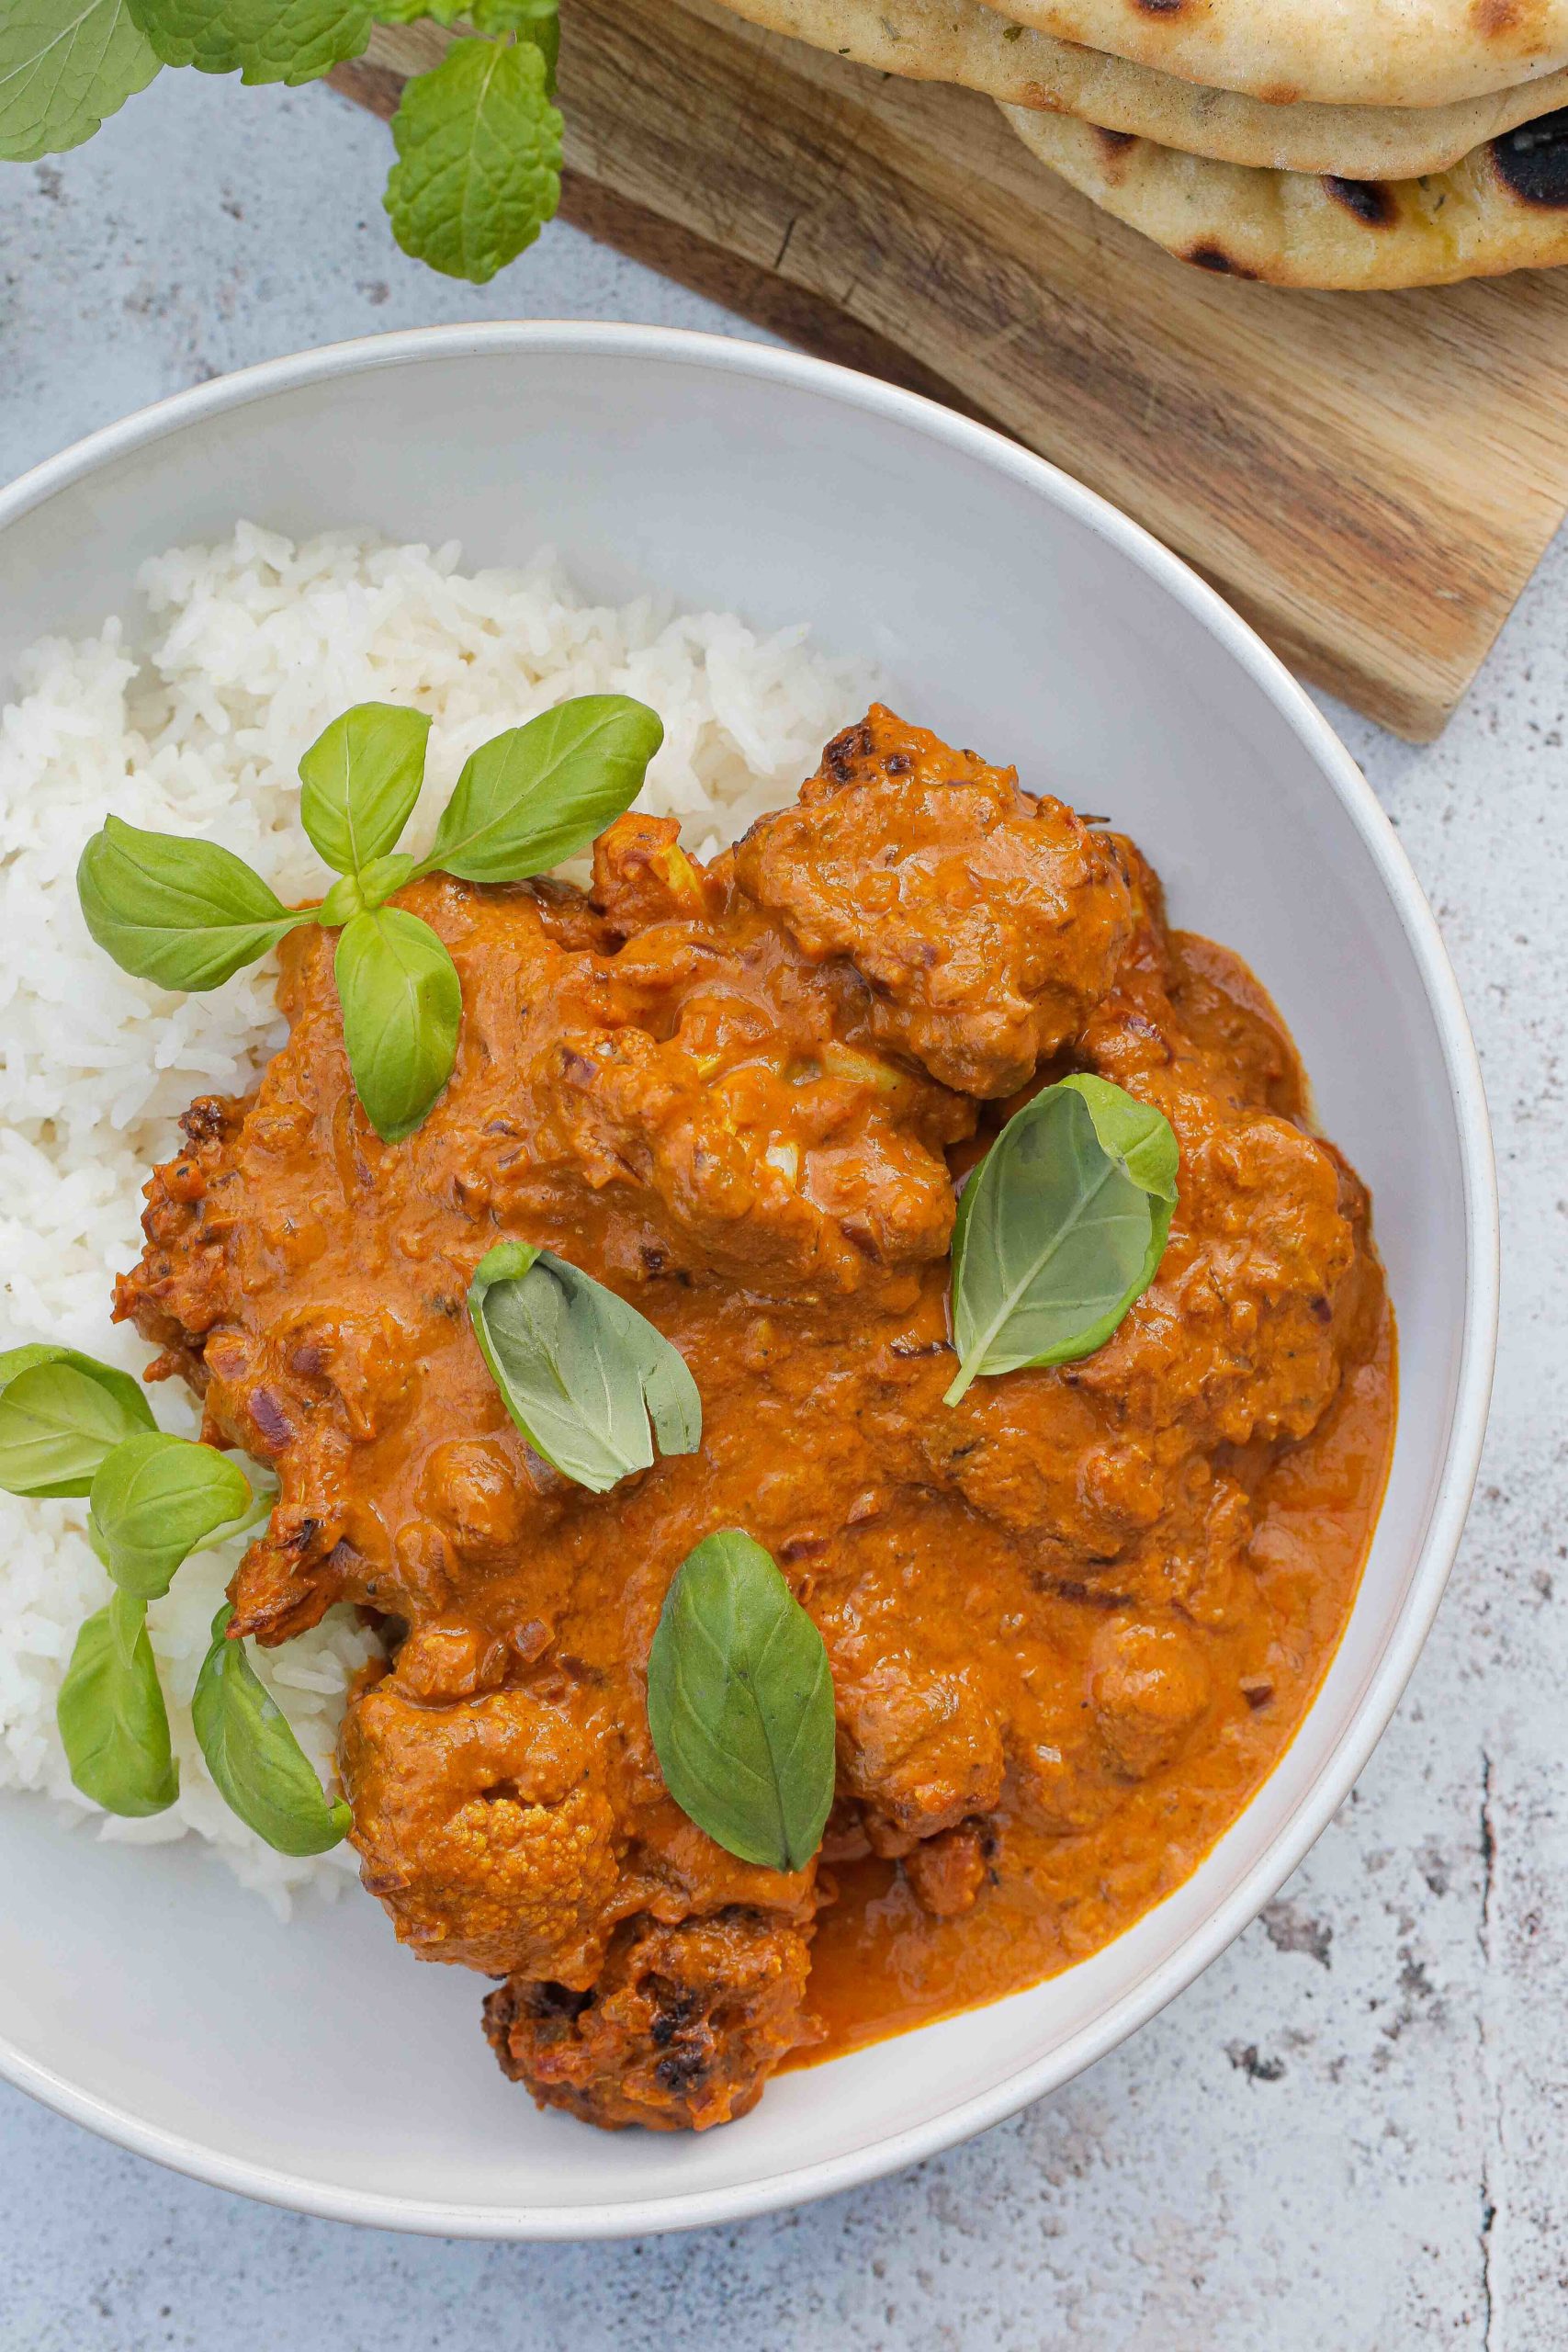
(0, 0), (161, 163)
(6, 0), (567, 285)
(384, 32), (561, 284)
(127, 0), (372, 84)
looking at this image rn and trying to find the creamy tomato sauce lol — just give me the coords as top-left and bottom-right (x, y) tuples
(119, 707), (1394, 2131)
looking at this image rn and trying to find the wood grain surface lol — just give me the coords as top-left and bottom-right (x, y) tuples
(333, 0), (1568, 740)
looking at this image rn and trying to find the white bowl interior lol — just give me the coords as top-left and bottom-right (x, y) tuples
(0, 330), (1490, 2234)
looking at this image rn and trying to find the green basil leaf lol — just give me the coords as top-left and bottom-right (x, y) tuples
(1058, 1071), (1179, 1201)
(106, 1581), (143, 1670)
(87, 1430), (252, 1600)
(420, 696), (663, 883)
(57, 1593), (179, 1817)
(384, 36), (562, 287)
(0, 0), (160, 163)
(318, 854), (418, 927)
(0, 1344), (155, 1498)
(468, 1240), (700, 1494)
(298, 701), (431, 878)
(945, 1078), (1179, 1404)
(192, 1603), (351, 1855)
(647, 1530), (835, 1873)
(334, 905), (461, 1143)
(318, 872), (366, 928)
(355, 850), (418, 910)
(126, 0), (371, 83)
(77, 814), (308, 990)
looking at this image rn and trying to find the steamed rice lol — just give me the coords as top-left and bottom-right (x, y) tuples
(0, 523), (873, 1916)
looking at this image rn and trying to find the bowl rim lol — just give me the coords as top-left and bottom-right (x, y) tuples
(0, 318), (1499, 2242)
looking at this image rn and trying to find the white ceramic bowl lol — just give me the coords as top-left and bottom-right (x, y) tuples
(0, 323), (1495, 2239)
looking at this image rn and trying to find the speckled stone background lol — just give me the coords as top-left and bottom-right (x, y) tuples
(0, 63), (1560, 2351)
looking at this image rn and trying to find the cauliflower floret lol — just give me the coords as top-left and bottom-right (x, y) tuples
(341, 1679), (620, 1984)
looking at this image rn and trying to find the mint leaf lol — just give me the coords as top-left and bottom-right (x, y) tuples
(469, 0), (557, 88)
(127, 0), (371, 84)
(0, 0), (160, 162)
(385, 35), (561, 285)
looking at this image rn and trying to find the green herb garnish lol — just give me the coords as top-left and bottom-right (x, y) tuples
(193, 1603), (354, 1857)
(424, 696), (664, 882)
(77, 818), (310, 992)
(4, 0), (565, 284)
(57, 1589), (181, 1819)
(130, 0), (373, 82)
(75, 691), (664, 1146)
(384, 31), (561, 285)
(298, 701), (432, 878)
(0, 1341), (156, 1497)
(467, 1239), (701, 1494)
(0, 0), (161, 162)
(944, 1073), (1179, 1405)
(0, 1340), (343, 1849)
(647, 1530), (835, 1875)
(334, 905), (464, 1144)
(87, 1429), (254, 1599)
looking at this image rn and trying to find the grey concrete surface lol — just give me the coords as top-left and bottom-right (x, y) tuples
(0, 61), (1561, 2352)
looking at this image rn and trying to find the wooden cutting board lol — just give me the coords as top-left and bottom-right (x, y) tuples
(333, 0), (1568, 740)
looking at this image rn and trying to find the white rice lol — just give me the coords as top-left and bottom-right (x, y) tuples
(0, 523), (874, 1916)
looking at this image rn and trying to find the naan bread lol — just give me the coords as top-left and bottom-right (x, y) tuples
(1005, 103), (1568, 287)
(979, 0), (1568, 110)
(715, 0), (1568, 175)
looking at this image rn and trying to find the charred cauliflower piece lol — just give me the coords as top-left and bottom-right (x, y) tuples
(485, 1910), (818, 2132)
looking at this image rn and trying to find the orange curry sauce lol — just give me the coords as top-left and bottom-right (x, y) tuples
(119, 707), (1396, 2130)
(798, 1298), (1394, 2063)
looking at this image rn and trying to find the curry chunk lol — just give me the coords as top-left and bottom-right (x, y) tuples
(341, 1678), (621, 1983)
(735, 706), (1134, 1096)
(918, 911), (1362, 1618)
(484, 1910), (818, 2132)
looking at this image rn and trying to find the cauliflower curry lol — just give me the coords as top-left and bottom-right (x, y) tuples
(116, 707), (1393, 2132)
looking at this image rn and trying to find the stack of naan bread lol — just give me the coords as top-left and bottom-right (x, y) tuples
(716, 0), (1568, 287)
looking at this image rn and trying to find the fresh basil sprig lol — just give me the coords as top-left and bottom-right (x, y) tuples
(3, 1337), (341, 1849)
(87, 1430), (254, 1599)
(299, 701), (432, 878)
(192, 1603), (352, 1856)
(334, 905), (463, 1144)
(57, 1589), (180, 1818)
(647, 1530), (835, 1874)
(76, 816), (310, 990)
(945, 1074), (1179, 1405)
(468, 1240), (700, 1493)
(418, 696), (666, 883)
(0, 1342), (156, 1497)
(75, 691), (663, 1145)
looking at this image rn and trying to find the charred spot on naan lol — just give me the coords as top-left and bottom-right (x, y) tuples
(1324, 175), (1398, 226)
(1186, 243), (1261, 277)
(1492, 108), (1568, 206)
(1093, 126), (1138, 171)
